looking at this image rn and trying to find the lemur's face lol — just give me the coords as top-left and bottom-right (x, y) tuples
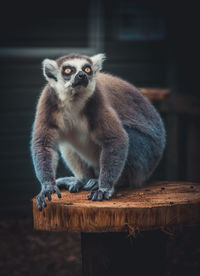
(61, 58), (93, 89)
(42, 53), (106, 101)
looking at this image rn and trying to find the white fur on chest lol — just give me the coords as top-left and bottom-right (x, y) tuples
(59, 107), (100, 167)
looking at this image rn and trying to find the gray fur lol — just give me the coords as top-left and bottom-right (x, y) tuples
(118, 125), (166, 188)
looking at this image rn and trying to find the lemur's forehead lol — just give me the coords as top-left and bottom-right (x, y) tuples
(56, 54), (92, 68)
(62, 58), (90, 69)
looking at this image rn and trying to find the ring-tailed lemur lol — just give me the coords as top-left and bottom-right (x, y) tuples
(31, 53), (166, 210)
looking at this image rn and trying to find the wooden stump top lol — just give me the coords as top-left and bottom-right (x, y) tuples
(33, 181), (200, 232)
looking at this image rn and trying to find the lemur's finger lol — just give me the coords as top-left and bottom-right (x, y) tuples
(40, 193), (47, 207)
(54, 186), (61, 198)
(91, 191), (98, 201)
(47, 191), (52, 201)
(36, 201), (42, 211)
(42, 200), (47, 207)
(104, 192), (110, 200)
(97, 190), (103, 201)
(69, 184), (77, 193)
(36, 195), (42, 211)
(82, 183), (91, 190)
(88, 190), (95, 200)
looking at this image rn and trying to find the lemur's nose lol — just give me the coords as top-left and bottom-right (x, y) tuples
(78, 71), (86, 79)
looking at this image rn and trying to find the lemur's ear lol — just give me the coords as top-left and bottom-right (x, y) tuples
(90, 53), (106, 73)
(42, 59), (58, 82)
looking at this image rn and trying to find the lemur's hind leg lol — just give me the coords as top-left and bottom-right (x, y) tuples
(83, 179), (99, 191)
(120, 126), (165, 188)
(82, 167), (99, 190)
(56, 176), (84, 192)
(56, 145), (96, 193)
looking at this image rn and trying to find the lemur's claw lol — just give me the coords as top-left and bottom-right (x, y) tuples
(54, 186), (61, 198)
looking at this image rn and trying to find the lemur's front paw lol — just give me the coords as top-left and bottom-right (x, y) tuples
(88, 187), (114, 201)
(36, 183), (61, 211)
(56, 177), (83, 193)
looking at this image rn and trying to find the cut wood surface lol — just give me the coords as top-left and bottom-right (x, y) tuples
(139, 88), (171, 100)
(33, 181), (200, 232)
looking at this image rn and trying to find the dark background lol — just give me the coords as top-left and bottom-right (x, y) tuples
(0, 1), (200, 275)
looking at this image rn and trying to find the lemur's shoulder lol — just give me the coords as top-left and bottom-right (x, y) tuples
(34, 85), (61, 131)
(37, 85), (59, 110)
(96, 72), (144, 100)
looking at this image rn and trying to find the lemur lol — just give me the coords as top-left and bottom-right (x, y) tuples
(31, 53), (166, 211)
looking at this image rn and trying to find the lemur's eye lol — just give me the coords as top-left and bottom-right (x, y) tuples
(64, 68), (72, 74)
(84, 67), (91, 73)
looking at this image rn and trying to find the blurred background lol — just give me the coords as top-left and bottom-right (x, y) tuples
(0, 0), (199, 275)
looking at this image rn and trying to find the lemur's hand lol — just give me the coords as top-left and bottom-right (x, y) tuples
(88, 187), (114, 201)
(36, 182), (61, 211)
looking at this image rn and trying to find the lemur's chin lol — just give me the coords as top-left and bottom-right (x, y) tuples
(72, 83), (88, 88)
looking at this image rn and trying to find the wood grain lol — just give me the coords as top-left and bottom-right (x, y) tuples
(33, 181), (200, 232)
(139, 88), (171, 100)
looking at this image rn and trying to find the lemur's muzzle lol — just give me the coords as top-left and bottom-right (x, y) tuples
(72, 71), (88, 87)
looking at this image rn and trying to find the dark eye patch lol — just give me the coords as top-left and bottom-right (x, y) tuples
(62, 65), (76, 78)
(82, 64), (92, 75)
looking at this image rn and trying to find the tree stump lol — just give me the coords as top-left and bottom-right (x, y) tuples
(33, 181), (200, 276)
